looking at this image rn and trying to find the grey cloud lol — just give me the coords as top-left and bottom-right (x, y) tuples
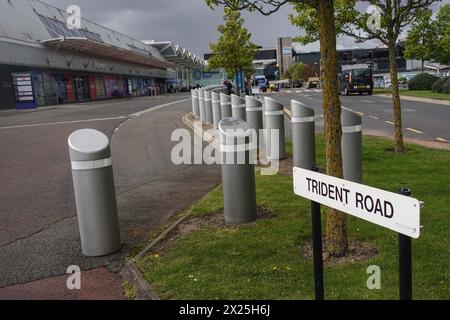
(41, 0), (449, 57)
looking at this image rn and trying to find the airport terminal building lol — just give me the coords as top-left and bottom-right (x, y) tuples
(0, 0), (205, 110)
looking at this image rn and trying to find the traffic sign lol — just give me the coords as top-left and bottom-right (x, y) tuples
(293, 167), (421, 239)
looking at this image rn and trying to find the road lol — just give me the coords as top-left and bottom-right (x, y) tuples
(0, 94), (221, 299)
(276, 89), (450, 143)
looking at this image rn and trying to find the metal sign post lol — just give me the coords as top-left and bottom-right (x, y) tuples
(399, 188), (413, 300)
(310, 168), (324, 301)
(293, 168), (422, 300)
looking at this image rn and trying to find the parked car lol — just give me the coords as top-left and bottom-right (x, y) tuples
(339, 68), (374, 95)
(307, 80), (319, 89)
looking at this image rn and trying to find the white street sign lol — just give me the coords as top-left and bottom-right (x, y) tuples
(293, 168), (421, 239)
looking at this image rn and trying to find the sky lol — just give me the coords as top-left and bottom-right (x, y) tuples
(42, 0), (448, 57)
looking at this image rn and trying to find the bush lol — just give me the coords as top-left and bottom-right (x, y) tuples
(408, 73), (440, 90)
(432, 77), (450, 94)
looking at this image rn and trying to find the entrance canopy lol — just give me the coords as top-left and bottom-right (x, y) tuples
(41, 37), (174, 69)
(145, 41), (206, 68)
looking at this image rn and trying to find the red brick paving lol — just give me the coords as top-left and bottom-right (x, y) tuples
(0, 268), (125, 300)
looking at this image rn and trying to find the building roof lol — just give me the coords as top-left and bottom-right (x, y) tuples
(42, 37), (173, 69)
(0, 0), (171, 69)
(144, 41), (206, 68)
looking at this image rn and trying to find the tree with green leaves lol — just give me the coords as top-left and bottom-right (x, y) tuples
(289, 62), (306, 81)
(338, 0), (439, 153)
(206, 0), (349, 257)
(207, 7), (258, 91)
(404, 9), (437, 72)
(291, 0), (439, 153)
(433, 4), (450, 65)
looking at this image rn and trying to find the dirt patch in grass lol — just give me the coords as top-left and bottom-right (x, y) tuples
(150, 207), (274, 254)
(300, 239), (378, 266)
(279, 157), (326, 177)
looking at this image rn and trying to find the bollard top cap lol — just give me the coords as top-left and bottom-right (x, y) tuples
(291, 99), (314, 117)
(211, 91), (220, 100)
(219, 118), (252, 139)
(264, 96), (283, 111)
(220, 92), (231, 102)
(245, 95), (262, 108)
(68, 129), (111, 161)
(342, 108), (362, 126)
(231, 94), (245, 104)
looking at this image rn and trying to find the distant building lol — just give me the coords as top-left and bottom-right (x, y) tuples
(294, 43), (409, 75)
(276, 37), (294, 77)
(0, 0), (204, 110)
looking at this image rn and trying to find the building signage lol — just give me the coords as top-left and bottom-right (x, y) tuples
(293, 168), (421, 238)
(12, 73), (36, 106)
(283, 47), (292, 55)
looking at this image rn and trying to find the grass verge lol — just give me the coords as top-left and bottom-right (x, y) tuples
(375, 89), (450, 101)
(138, 135), (449, 300)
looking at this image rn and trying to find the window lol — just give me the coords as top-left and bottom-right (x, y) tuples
(38, 14), (103, 43)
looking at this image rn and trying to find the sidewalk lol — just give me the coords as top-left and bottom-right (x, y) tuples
(0, 99), (220, 300)
(376, 93), (450, 106)
(0, 93), (188, 117)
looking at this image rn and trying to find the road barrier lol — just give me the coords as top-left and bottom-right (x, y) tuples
(245, 95), (264, 150)
(204, 90), (213, 124)
(68, 129), (121, 257)
(291, 100), (316, 170)
(342, 109), (363, 183)
(191, 89), (199, 118)
(220, 93), (232, 118)
(231, 94), (246, 121)
(198, 89), (206, 123)
(219, 118), (257, 224)
(211, 91), (222, 129)
(264, 97), (286, 160)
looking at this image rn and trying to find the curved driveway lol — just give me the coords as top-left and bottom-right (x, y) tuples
(0, 95), (220, 298)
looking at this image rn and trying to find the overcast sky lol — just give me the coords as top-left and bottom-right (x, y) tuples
(43, 0), (448, 57)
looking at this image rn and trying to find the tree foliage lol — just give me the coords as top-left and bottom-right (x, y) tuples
(433, 4), (450, 64)
(207, 7), (258, 79)
(340, 0), (439, 153)
(289, 62), (306, 81)
(404, 9), (437, 71)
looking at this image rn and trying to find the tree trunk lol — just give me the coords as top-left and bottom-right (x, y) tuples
(318, 0), (348, 257)
(421, 58), (424, 73)
(388, 40), (405, 153)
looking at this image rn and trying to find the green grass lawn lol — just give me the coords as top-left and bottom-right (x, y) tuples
(375, 89), (450, 101)
(139, 136), (450, 300)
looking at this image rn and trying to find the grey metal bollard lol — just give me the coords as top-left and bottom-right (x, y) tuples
(198, 89), (206, 123)
(231, 94), (246, 121)
(211, 91), (222, 129)
(264, 97), (286, 160)
(245, 95), (264, 149)
(191, 89), (200, 118)
(204, 90), (214, 124)
(342, 109), (363, 183)
(291, 100), (316, 170)
(68, 129), (121, 257)
(220, 93), (232, 118)
(220, 118), (257, 225)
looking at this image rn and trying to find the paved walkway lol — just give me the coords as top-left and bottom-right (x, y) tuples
(0, 98), (220, 299)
